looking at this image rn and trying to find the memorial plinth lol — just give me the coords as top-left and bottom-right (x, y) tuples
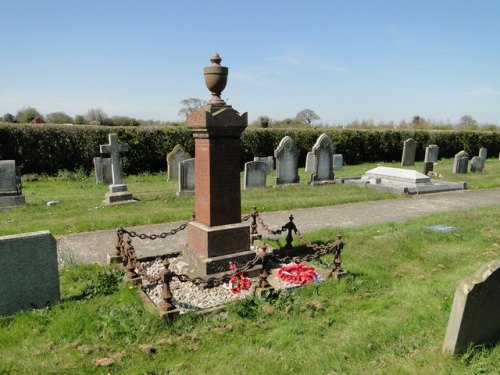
(182, 53), (254, 277)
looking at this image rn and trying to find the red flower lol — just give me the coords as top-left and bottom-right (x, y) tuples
(278, 264), (317, 285)
(229, 271), (251, 294)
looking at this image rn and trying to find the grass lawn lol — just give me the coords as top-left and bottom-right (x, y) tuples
(0, 206), (499, 374)
(1, 157), (499, 237)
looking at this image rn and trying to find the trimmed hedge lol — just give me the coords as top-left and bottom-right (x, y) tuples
(0, 123), (498, 175)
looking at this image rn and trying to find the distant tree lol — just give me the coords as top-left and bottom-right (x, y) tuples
(85, 108), (108, 125)
(457, 115), (477, 129)
(178, 98), (206, 119)
(257, 115), (270, 128)
(46, 111), (73, 124)
(411, 115), (428, 129)
(111, 116), (140, 126)
(74, 115), (88, 125)
(2, 113), (16, 122)
(16, 106), (43, 123)
(295, 109), (320, 125)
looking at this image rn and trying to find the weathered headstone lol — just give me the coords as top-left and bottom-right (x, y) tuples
(401, 138), (417, 166)
(333, 154), (344, 171)
(99, 133), (135, 204)
(423, 161), (434, 175)
(0, 231), (60, 316)
(305, 152), (315, 173)
(167, 144), (190, 181)
(424, 144), (439, 163)
(177, 158), (195, 196)
(274, 136), (300, 185)
(470, 156), (484, 173)
(443, 260), (500, 355)
(452, 150), (469, 174)
(93, 157), (112, 184)
(244, 161), (267, 189)
(478, 148), (487, 162)
(0, 160), (25, 209)
(312, 133), (335, 183)
(253, 156), (274, 174)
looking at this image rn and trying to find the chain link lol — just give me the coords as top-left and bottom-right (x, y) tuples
(121, 221), (189, 240)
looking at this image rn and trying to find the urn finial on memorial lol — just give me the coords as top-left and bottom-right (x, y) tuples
(204, 52), (228, 105)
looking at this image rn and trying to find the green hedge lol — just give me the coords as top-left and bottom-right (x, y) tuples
(0, 123), (498, 175)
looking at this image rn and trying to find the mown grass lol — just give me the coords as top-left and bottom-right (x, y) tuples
(1, 157), (499, 237)
(1, 206), (499, 374)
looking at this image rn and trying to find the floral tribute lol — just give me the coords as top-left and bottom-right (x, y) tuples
(278, 263), (318, 285)
(229, 263), (251, 294)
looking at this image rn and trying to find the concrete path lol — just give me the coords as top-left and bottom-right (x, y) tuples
(57, 187), (500, 265)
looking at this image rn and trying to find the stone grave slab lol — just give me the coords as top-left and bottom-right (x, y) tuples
(453, 150), (469, 174)
(93, 157), (112, 184)
(0, 160), (25, 209)
(305, 152), (315, 173)
(424, 144), (439, 163)
(253, 156), (274, 174)
(178, 158), (195, 196)
(333, 154), (344, 171)
(478, 148), (487, 162)
(470, 156), (484, 173)
(244, 161), (267, 189)
(401, 138), (416, 166)
(167, 144), (190, 181)
(443, 260), (500, 355)
(274, 136), (300, 185)
(341, 166), (466, 194)
(0, 231), (60, 316)
(311, 133), (335, 184)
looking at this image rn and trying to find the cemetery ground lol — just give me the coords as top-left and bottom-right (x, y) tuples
(0, 206), (499, 374)
(1, 157), (500, 237)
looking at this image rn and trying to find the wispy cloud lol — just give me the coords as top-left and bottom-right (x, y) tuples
(315, 64), (351, 73)
(466, 86), (499, 97)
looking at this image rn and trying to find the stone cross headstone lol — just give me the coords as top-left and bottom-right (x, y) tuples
(0, 231), (60, 316)
(0, 160), (25, 209)
(99, 133), (135, 204)
(333, 154), (344, 171)
(253, 156), (274, 174)
(452, 150), (469, 174)
(305, 152), (315, 173)
(424, 144), (439, 163)
(470, 156), (484, 173)
(478, 148), (487, 162)
(312, 133), (335, 182)
(177, 158), (195, 196)
(401, 138), (417, 166)
(274, 136), (300, 185)
(167, 144), (190, 181)
(443, 260), (500, 355)
(244, 161), (267, 189)
(93, 157), (112, 184)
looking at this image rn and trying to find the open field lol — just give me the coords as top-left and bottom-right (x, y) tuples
(0, 206), (499, 374)
(1, 157), (499, 237)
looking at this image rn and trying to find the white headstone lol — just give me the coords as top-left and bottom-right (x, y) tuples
(470, 156), (484, 173)
(401, 138), (417, 166)
(305, 152), (315, 173)
(244, 161), (267, 189)
(93, 157), (112, 184)
(274, 136), (300, 185)
(312, 133), (335, 182)
(167, 144), (190, 181)
(253, 156), (274, 174)
(333, 154), (344, 171)
(478, 148), (487, 162)
(178, 158), (195, 196)
(424, 145), (439, 163)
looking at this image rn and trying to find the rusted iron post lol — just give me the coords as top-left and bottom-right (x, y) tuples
(282, 215), (297, 250)
(251, 206), (259, 235)
(258, 246), (271, 289)
(330, 234), (346, 279)
(124, 238), (139, 279)
(160, 260), (177, 312)
(115, 229), (124, 257)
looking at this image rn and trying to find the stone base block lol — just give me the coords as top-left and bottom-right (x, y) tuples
(104, 191), (135, 205)
(109, 184), (128, 193)
(107, 252), (123, 264)
(0, 195), (26, 209)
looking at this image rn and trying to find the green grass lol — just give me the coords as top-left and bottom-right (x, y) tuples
(1, 157), (499, 237)
(1, 206), (499, 374)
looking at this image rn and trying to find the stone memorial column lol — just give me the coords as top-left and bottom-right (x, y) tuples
(182, 53), (254, 277)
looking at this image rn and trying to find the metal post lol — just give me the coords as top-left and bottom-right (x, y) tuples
(160, 260), (177, 312)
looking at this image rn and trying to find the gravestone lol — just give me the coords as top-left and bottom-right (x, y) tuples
(423, 161), (434, 175)
(333, 154), (344, 171)
(0, 160), (25, 209)
(305, 152), (315, 173)
(177, 158), (195, 196)
(443, 260), (500, 355)
(452, 150), (469, 174)
(100, 133), (135, 204)
(424, 144), (439, 163)
(93, 157), (112, 184)
(253, 156), (274, 174)
(478, 148), (487, 162)
(243, 161), (267, 189)
(312, 133), (335, 183)
(401, 138), (416, 166)
(0, 231), (60, 316)
(275, 136), (300, 185)
(470, 156), (484, 173)
(167, 144), (190, 181)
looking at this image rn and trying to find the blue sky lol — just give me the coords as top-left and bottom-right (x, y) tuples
(1, 0), (499, 125)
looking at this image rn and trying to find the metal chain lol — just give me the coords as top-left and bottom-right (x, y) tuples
(120, 221), (189, 240)
(295, 230), (340, 252)
(257, 215), (283, 235)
